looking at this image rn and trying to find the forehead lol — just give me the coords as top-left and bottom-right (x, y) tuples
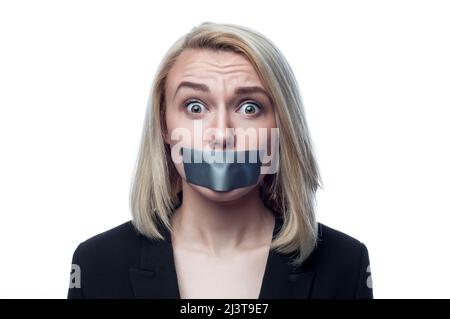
(166, 49), (263, 87)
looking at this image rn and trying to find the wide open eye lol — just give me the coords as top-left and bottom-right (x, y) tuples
(184, 100), (208, 114)
(236, 101), (262, 115)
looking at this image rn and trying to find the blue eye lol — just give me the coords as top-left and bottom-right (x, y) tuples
(237, 102), (261, 115)
(184, 100), (207, 114)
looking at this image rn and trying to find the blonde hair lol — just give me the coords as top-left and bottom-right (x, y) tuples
(129, 21), (323, 266)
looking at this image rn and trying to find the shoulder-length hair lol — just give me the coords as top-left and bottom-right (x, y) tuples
(129, 21), (323, 266)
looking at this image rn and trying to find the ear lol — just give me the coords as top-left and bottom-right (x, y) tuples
(161, 101), (171, 145)
(161, 121), (171, 145)
(162, 129), (170, 144)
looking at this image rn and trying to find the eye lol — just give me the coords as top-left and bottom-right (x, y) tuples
(184, 100), (208, 114)
(236, 101), (262, 115)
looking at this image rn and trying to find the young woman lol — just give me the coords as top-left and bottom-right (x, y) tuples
(68, 22), (373, 299)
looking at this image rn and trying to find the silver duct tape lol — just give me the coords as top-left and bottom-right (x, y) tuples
(181, 147), (262, 192)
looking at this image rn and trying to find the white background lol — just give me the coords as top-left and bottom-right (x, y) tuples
(0, 0), (449, 298)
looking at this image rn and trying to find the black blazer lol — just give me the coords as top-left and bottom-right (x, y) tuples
(67, 215), (373, 299)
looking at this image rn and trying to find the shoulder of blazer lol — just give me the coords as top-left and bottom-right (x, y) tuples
(68, 220), (145, 298)
(304, 222), (373, 298)
(317, 222), (364, 250)
(70, 221), (145, 279)
(309, 222), (366, 268)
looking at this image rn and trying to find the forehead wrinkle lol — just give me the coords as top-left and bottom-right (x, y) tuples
(176, 76), (262, 93)
(180, 59), (256, 74)
(180, 68), (257, 80)
(174, 66), (266, 95)
(178, 66), (262, 86)
(170, 57), (266, 100)
(190, 59), (249, 67)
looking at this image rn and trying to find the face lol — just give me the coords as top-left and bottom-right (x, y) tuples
(164, 48), (277, 202)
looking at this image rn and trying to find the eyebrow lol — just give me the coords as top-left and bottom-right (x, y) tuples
(173, 81), (272, 103)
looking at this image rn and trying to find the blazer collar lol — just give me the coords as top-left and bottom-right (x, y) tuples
(129, 215), (318, 299)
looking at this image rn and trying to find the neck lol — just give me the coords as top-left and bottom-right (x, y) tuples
(171, 181), (275, 257)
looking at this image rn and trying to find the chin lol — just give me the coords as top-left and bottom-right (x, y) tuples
(188, 182), (258, 203)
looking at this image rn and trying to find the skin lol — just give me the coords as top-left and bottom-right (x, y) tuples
(163, 48), (277, 298)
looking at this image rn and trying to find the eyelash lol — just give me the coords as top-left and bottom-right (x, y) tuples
(182, 98), (263, 114)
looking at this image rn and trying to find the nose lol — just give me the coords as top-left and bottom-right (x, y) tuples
(208, 107), (235, 150)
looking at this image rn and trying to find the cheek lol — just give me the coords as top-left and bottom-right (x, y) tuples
(164, 107), (179, 136)
(164, 110), (195, 144)
(232, 119), (277, 150)
(264, 110), (277, 129)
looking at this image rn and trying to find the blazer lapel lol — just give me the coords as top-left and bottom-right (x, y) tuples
(258, 245), (316, 299)
(129, 222), (181, 299)
(258, 215), (317, 299)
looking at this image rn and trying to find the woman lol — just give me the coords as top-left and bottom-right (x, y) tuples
(68, 21), (373, 299)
